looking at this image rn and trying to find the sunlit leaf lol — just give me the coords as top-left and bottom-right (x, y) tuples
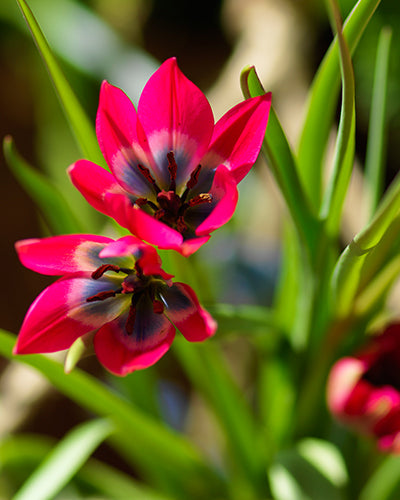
(15, 0), (104, 165)
(13, 419), (114, 500)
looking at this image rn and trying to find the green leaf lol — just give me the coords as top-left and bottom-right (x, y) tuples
(365, 27), (392, 217)
(15, 0), (104, 165)
(173, 338), (267, 497)
(359, 455), (400, 500)
(0, 328), (224, 498)
(240, 66), (319, 257)
(13, 419), (114, 500)
(0, 434), (173, 500)
(320, 0), (356, 238)
(269, 446), (346, 500)
(3, 136), (84, 234)
(332, 168), (400, 316)
(297, 0), (382, 210)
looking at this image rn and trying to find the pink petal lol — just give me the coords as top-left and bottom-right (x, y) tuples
(204, 93), (271, 183)
(14, 275), (129, 354)
(179, 235), (211, 257)
(99, 235), (173, 279)
(68, 160), (128, 216)
(94, 304), (176, 376)
(15, 235), (113, 275)
(194, 165), (239, 236)
(96, 81), (155, 198)
(160, 282), (217, 341)
(137, 57), (214, 190)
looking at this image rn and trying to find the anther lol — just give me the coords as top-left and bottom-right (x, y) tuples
(177, 216), (188, 233)
(188, 193), (213, 207)
(135, 197), (148, 207)
(86, 289), (118, 302)
(167, 151), (177, 191)
(138, 164), (161, 193)
(91, 264), (121, 280)
(186, 164), (202, 190)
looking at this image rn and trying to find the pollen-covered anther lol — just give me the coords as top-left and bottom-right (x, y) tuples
(91, 264), (121, 280)
(188, 193), (213, 207)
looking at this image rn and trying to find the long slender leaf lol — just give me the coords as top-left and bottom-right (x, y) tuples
(173, 338), (267, 498)
(13, 419), (114, 500)
(359, 455), (400, 500)
(0, 329), (225, 498)
(15, 0), (104, 165)
(320, 0), (356, 238)
(365, 27), (392, 217)
(0, 434), (173, 500)
(332, 169), (400, 315)
(241, 66), (319, 257)
(3, 136), (85, 234)
(297, 0), (382, 210)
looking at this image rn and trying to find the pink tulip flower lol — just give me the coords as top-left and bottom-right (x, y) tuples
(69, 58), (271, 256)
(14, 234), (216, 376)
(327, 324), (400, 452)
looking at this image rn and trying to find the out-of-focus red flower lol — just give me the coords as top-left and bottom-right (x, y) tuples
(327, 324), (400, 452)
(69, 57), (271, 256)
(14, 234), (216, 376)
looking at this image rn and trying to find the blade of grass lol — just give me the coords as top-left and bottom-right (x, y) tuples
(297, 0), (382, 210)
(360, 455), (400, 500)
(319, 0), (356, 238)
(3, 136), (85, 234)
(365, 27), (392, 217)
(13, 419), (114, 500)
(15, 0), (104, 165)
(0, 329), (225, 498)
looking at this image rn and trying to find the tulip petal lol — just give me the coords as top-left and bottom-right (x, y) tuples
(160, 282), (216, 341)
(14, 275), (129, 354)
(204, 93), (271, 183)
(191, 165), (239, 236)
(137, 57), (214, 190)
(99, 235), (173, 279)
(68, 160), (130, 216)
(15, 234), (114, 275)
(96, 81), (155, 198)
(94, 294), (176, 375)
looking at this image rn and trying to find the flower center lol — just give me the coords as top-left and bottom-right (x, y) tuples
(362, 349), (400, 391)
(135, 151), (212, 235)
(86, 262), (164, 335)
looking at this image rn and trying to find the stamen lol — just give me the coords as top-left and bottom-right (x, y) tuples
(138, 164), (161, 193)
(125, 305), (136, 335)
(186, 164), (202, 190)
(86, 289), (118, 302)
(167, 151), (177, 191)
(135, 197), (148, 207)
(177, 216), (188, 233)
(91, 264), (121, 280)
(188, 193), (213, 207)
(154, 209), (166, 220)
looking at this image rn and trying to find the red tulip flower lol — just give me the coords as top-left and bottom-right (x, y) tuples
(327, 324), (400, 452)
(69, 58), (271, 256)
(14, 234), (216, 376)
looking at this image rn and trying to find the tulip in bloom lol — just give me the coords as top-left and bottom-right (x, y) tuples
(69, 57), (271, 256)
(14, 234), (216, 376)
(327, 324), (400, 452)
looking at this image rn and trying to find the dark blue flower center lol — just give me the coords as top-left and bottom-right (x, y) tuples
(135, 151), (212, 235)
(86, 262), (165, 335)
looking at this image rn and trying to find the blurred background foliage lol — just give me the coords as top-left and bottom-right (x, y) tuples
(1, 0), (400, 497)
